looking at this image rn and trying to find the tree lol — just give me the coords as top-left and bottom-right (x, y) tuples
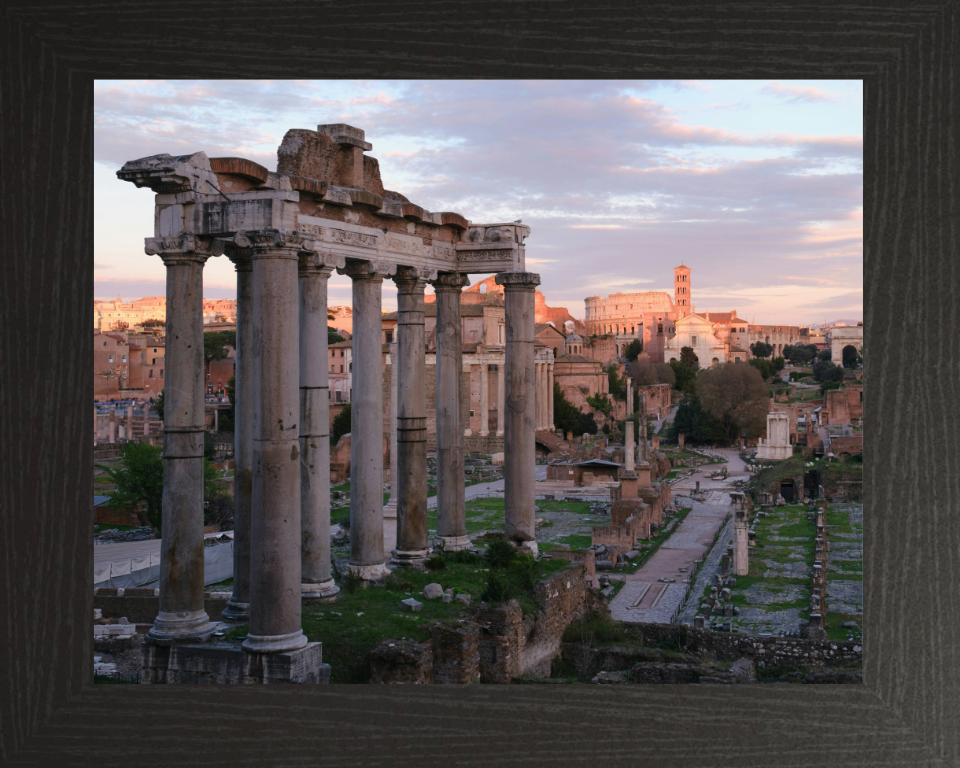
(749, 358), (774, 380)
(154, 389), (165, 420)
(783, 344), (814, 364)
(680, 346), (698, 369)
(817, 349), (832, 362)
(629, 359), (675, 387)
(819, 379), (843, 395)
(749, 341), (773, 359)
(203, 330), (236, 364)
(813, 359), (845, 383)
(553, 382), (597, 437)
(219, 375), (236, 432)
(695, 362), (770, 444)
(142, 318), (164, 329)
(328, 328), (345, 345)
(669, 359), (697, 397)
(607, 365), (627, 401)
(114, 321), (129, 331)
(670, 396), (727, 445)
(331, 403), (352, 444)
(98, 443), (164, 529)
(203, 456), (228, 502)
(586, 392), (613, 415)
(771, 356), (785, 374)
(624, 338), (643, 361)
(842, 344), (860, 368)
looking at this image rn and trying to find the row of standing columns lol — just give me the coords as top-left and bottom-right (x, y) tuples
(148, 230), (541, 652)
(533, 360), (555, 432)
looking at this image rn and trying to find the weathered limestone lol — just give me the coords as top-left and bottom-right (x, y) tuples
(640, 392), (648, 463)
(343, 260), (394, 578)
(223, 252), (253, 621)
(147, 238), (214, 645)
(390, 267), (432, 567)
(547, 362), (554, 429)
(243, 231), (307, 654)
(756, 412), (791, 460)
(624, 421), (635, 473)
(479, 363), (489, 437)
(733, 505), (750, 577)
(433, 273), (471, 551)
(382, 341), (398, 555)
(496, 271), (540, 552)
(496, 363), (505, 436)
(298, 252), (341, 600)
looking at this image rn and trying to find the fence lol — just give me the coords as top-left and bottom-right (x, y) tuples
(94, 539), (234, 589)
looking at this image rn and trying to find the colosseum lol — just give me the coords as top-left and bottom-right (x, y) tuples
(584, 265), (802, 364)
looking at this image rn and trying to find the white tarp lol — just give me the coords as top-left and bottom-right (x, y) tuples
(94, 540), (233, 589)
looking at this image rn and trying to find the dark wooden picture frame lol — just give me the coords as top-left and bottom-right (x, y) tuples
(2, 2), (956, 765)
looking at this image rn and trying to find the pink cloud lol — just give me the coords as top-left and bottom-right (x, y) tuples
(761, 81), (839, 104)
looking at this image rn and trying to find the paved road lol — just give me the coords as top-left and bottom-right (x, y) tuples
(609, 448), (745, 624)
(94, 530), (232, 566)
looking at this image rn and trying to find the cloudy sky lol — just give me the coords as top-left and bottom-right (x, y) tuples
(94, 80), (862, 325)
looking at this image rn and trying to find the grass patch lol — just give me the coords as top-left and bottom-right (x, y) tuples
(824, 611), (862, 641)
(557, 533), (592, 550)
(307, 557), (574, 683)
(206, 577), (234, 590)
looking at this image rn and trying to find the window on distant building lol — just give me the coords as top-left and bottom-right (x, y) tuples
(108, 355), (114, 363)
(692, 336), (697, 345)
(122, 355), (127, 362)
(385, 330), (393, 343)
(160, 369), (164, 378)
(340, 365), (343, 373)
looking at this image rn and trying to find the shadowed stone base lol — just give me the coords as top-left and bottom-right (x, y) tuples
(146, 610), (216, 646)
(141, 640), (329, 684)
(348, 562), (391, 580)
(436, 535), (472, 552)
(242, 629), (308, 654)
(221, 600), (250, 623)
(390, 548), (430, 568)
(519, 540), (539, 557)
(302, 580), (340, 602)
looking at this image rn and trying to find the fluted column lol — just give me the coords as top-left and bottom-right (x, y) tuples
(547, 362), (554, 429)
(298, 252), (340, 601)
(479, 361), (489, 437)
(342, 260), (394, 578)
(496, 362), (505, 436)
(223, 251), (253, 621)
(390, 267), (431, 567)
(534, 363), (542, 430)
(433, 272), (471, 551)
(243, 230), (307, 654)
(145, 235), (214, 645)
(496, 271), (540, 552)
(463, 361), (473, 437)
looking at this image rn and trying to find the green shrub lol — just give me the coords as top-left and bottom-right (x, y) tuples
(339, 569), (363, 594)
(425, 553), (447, 571)
(383, 572), (414, 592)
(481, 572), (515, 603)
(446, 550), (481, 565)
(485, 539), (517, 570)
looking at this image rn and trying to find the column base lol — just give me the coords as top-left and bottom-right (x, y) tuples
(347, 562), (391, 581)
(518, 540), (539, 557)
(435, 535), (472, 552)
(242, 628), (308, 654)
(147, 610), (216, 646)
(221, 599), (250, 623)
(301, 580), (340, 602)
(389, 548), (431, 568)
(496, 430), (504, 437)
(141, 640), (329, 684)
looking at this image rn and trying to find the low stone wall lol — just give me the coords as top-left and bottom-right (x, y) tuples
(368, 562), (592, 684)
(628, 622), (862, 671)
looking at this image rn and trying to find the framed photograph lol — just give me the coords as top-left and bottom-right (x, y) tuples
(3, 2), (955, 765)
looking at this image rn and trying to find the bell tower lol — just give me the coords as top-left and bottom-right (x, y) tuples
(674, 264), (691, 318)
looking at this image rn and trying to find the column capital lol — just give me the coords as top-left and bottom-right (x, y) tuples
(495, 271), (540, 290)
(432, 272), (470, 292)
(338, 258), (397, 280)
(298, 250), (343, 276)
(393, 265), (436, 292)
(234, 228), (306, 260)
(145, 234), (214, 265)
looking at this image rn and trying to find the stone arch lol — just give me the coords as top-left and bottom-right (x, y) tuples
(712, 357), (719, 366)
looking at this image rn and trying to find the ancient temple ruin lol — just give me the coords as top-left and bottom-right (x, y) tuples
(117, 124), (539, 683)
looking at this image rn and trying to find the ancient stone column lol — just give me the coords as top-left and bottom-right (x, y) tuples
(496, 271), (540, 552)
(496, 362), (505, 437)
(640, 392), (648, 463)
(536, 362), (545, 430)
(127, 405), (134, 439)
(145, 236), (214, 644)
(547, 362), (554, 430)
(479, 362), (489, 437)
(298, 252), (340, 601)
(382, 340), (399, 555)
(433, 272), (471, 551)
(626, 378), (632, 417)
(108, 407), (116, 443)
(243, 231), (307, 654)
(343, 260), (394, 578)
(625, 420), (635, 473)
(223, 252), (253, 622)
(390, 267), (431, 567)
(462, 361), (473, 436)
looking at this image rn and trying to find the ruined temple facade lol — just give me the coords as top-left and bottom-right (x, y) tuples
(118, 123), (541, 684)
(585, 264), (802, 364)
